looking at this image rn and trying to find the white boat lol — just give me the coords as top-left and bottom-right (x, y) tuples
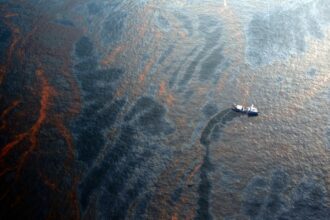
(246, 104), (258, 116)
(232, 104), (244, 112)
(232, 104), (258, 116)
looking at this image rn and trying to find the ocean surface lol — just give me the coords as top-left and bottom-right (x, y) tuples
(0, 0), (330, 219)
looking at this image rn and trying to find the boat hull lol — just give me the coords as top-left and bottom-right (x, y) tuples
(232, 104), (259, 116)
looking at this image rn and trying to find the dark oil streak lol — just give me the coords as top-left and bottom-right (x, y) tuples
(53, 118), (80, 220)
(0, 69), (53, 165)
(196, 146), (213, 220)
(0, 100), (20, 130)
(0, 2), (85, 219)
(197, 109), (240, 219)
(0, 19), (21, 85)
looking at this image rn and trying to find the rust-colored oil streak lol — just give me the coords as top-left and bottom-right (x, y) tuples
(0, 2), (85, 219)
(0, 69), (54, 173)
(32, 69), (52, 130)
(158, 81), (166, 96)
(4, 12), (18, 18)
(171, 213), (179, 220)
(18, 69), (53, 164)
(38, 170), (59, 192)
(138, 60), (154, 84)
(158, 81), (175, 107)
(187, 163), (202, 184)
(170, 161), (203, 220)
(54, 118), (80, 220)
(147, 149), (203, 219)
(0, 100), (20, 130)
(100, 45), (126, 66)
(0, 100), (20, 119)
(0, 133), (28, 163)
(0, 67), (80, 218)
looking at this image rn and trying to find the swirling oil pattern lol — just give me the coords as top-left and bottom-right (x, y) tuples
(0, 0), (330, 219)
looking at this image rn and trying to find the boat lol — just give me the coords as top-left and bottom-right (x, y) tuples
(232, 104), (244, 112)
(232, 104), (258, 116)
(246, 104), (258, 116)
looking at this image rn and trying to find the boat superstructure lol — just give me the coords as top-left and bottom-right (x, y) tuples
(232, 104), (259, 116)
